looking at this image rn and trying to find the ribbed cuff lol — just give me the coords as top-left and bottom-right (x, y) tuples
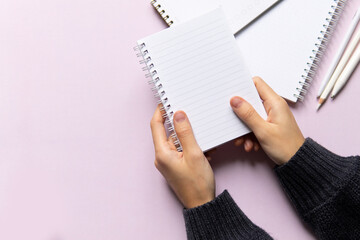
(275, 138), (359, 217)
(183, 190), (272, 240)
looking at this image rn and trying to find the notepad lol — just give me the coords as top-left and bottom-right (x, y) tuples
(150, 0), (347, 102)
(136, 8), (266, 152)
(151, 0), (280, 34)
(235, 0), (347, 102)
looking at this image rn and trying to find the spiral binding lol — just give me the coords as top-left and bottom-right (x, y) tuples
(296, 0), (346, 102)
(151, 0), (174, 26)
(134, 42), (182, 152)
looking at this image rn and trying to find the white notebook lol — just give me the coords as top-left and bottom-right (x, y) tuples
(150, 0), (347, 102)
(135, 9), (266, 152)
(235, 0), (347, 102)
(150, 0), (280, 34)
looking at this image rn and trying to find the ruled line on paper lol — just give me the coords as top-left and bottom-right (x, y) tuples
(152, 27), (228, 57)
(153, 36), (233, 72)
(162, 58), (244, 93)
(147, 18), (225, 49)
(155, 46), (235, 81)
(168, 68), (247, 100)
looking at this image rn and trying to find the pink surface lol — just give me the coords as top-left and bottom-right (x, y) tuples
(0, 0), (359, 239)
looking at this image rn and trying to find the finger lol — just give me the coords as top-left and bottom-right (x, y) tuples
(205, 148), (217, 161)
(230, 96), (266, 134)
(254, 142), (260, 152)
(150, 105), (168, 151)
(167, 135), (177, 151)
(244, 139), (253, 152)
(205, 148), (217, 156)
(234, 137), (245, 147)
(252, 77), (279, 102)
(252, 77), (283, 114)
(173, 111), (200, 153)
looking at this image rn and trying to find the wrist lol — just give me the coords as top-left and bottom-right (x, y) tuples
(285, 136), (305, 164)
(276, 136), (305, 165)
(183, 192), (215, 209)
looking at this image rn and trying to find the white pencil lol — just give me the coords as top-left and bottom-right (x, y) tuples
(331, 42), (360, 98)
(317, 8), (360, 97)
(317, 26), (360, 110)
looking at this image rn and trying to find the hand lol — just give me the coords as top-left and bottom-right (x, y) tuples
(150, 106), (215, 209)
(230, 77), (305, 165)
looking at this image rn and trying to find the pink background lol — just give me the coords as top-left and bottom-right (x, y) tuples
(0, 0), (359, 239)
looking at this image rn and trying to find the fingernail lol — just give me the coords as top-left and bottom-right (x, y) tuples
(174, 111), (186, 123)
(231, 97), (243, 108)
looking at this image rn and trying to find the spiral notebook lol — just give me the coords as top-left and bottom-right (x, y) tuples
(150, 0), (347, 102)
(150, 0), (280, 34)
(135, 9), (266, 152)
(235, 0), (347, 102)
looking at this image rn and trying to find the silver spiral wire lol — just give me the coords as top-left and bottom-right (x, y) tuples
(134, 42), (182, 151)
(296, 0), (347, 102)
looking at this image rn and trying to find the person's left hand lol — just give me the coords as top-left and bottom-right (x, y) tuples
(150, 105), (215, 209)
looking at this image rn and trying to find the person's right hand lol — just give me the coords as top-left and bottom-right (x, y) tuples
(230, 77), (305, 165)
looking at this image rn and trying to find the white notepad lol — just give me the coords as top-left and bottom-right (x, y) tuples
(151, 0), (347, 102)
(136, 9), (266, 152)
(151, 0), (280, 34)
(235, 0), (346, 102)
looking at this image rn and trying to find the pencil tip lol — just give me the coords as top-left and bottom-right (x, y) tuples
(317, 97), (326, 111)
(316, 103), (322, 111)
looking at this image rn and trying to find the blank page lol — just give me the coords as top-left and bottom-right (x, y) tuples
(137, 8), (266, 151)
(236, 0), (336, 102)
(153, 0), (280, 34)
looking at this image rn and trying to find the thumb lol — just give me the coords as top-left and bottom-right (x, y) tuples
(230, 96), (266, 134)
(173, 111), (200, 153)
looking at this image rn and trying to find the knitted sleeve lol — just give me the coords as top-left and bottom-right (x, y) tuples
(183, 190), (273, 240)
(275, 138), (360, 240)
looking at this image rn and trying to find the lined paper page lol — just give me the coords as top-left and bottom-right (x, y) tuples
(138, 8), (266, 151)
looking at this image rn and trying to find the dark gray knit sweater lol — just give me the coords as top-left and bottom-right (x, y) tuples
(183, 138), (360, 239)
